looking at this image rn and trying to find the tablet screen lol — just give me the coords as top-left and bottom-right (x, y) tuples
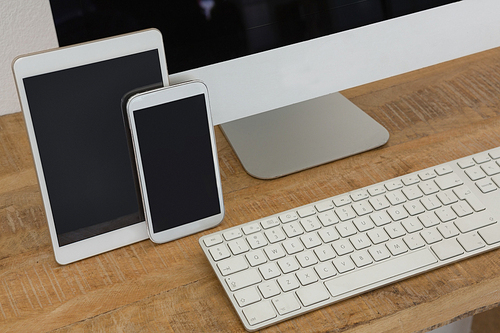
(23, 49), (162, 246)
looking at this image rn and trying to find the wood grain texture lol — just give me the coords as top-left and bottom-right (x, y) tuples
(1, 47), (500, 332)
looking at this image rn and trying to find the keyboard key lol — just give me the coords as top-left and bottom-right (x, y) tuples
(279, 212), (298, 223)
(246, 250), (267, 266)
(226, 269), (261, 291)
(282, 238), (304, 254)
(458, 159), (475, 169)
(300, 217), (322, 232)
(209, 244), (231, 261)
(387, 206), (409, 221)
(450, 201), (473, 217)
(277, 274), (300, 292)
(437, 190), (458, 205)
(404, 201), (425, 216)
(296, 250), (318, 267)
(223, 229), (242, 241)
(283, 221), (304, 238)
(420, 195), (442, 210)
(332, 256), (356, 273)
(431, 239), (464, 260)
(336, 221), (357, 238)
(217, 256), (248, 276)
(325, 249), (437, 297)
(300, 233), (322, 249)
(272, 293), (301, 314)
(369, 245), (391, 261)
(421, 228), (443, 244)
(317, 226), (340, 243)
(480, 161), (500, 176)
(401, 217), (423, 233)
(386, 239), (408, 256)
(370, 211), (392, 226)
(353, 217), (375, 232)
(369, 196), (391, 211)
(454, 214), (496, 233)
(351, 250), (373, 267)
(435, 206), (457, 222)
(352, 200), (373, 216)
(258, 281), (281, 299)
(265, 227), (286, 243)
(259, 262), (281, 280)
(465, 167), (486, 181)
(278, 257), (300, 274)
(261, 217), (280, 229)
(336, 206), (356, 221)
(203, 234), (223, 247)
(386, 191), (406, 205)
(418, 170), (436, 180)
(351, 190), (369, 201)
(332, 239), (354, 256)
(264, 244), (286, 261)
(476, 179), (497, 193)
(350, 234), (372, 250)
(403, 186), (423, 200)
(315, 261), (337, 279)
(403, 234), (426, 250)
(473, 154), (491, 164)
(418, 213), (441, 228)
(314, 244), (336, 262)
(333, 195), (351, 206)
(437, 224), (460, 239)
(234, 287), (261, 307)
(434, 173), (464, 190)
(247, 232), (268, 249)
(368, 185), (386, 196)
(457, 232), (486, 252)
(367, 229), (390, 244)
(419, 181), (440, 195)
(295, 282), (330, 306)
(227, 239), (250, 255)
(317, 211), (339, 226)
(385, 180), (403, 191)
(296, 267), (319, 285)
(315, 200), (334, 212)
(478, 224), (500, 245)
(242, 223), (262, 235)
(435, 165), (453, 176)
(297, 206), (316, 218)
(242, 301), (276, 326)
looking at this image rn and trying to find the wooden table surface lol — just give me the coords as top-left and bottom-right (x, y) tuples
(2, 47), (500, 333)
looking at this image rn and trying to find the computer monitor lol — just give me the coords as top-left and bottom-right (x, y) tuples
(49, 0), (500, 179)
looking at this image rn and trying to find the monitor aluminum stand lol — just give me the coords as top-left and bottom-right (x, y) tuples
(220, 92), (389, 179)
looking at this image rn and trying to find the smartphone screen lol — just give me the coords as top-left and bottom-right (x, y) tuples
(131, 92), (222, 234)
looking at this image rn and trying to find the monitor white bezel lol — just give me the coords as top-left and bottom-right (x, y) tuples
(169, 0), (500, 126)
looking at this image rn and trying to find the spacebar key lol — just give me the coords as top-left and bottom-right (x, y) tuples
(325, 249), (437, 297)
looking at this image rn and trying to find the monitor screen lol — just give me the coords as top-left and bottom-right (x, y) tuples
(50, 0), (458, 75)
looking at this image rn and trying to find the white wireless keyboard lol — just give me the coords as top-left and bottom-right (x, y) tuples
(199, 146), (500, 331)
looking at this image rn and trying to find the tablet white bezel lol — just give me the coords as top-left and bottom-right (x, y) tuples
(12, 29), (169, 264)
(126, 81), (224, 243)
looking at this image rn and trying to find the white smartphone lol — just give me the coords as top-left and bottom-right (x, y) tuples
(126, 81), (224, 243)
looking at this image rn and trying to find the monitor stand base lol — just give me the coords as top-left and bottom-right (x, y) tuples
(220, 92), (389, 179)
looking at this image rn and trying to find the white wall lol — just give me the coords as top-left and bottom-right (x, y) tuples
(0, 0), (57, 116)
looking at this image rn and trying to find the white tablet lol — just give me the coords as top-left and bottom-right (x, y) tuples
(12, 29), (169, 265)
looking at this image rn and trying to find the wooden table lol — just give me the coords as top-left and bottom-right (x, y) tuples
(2, 47), (500, 332)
